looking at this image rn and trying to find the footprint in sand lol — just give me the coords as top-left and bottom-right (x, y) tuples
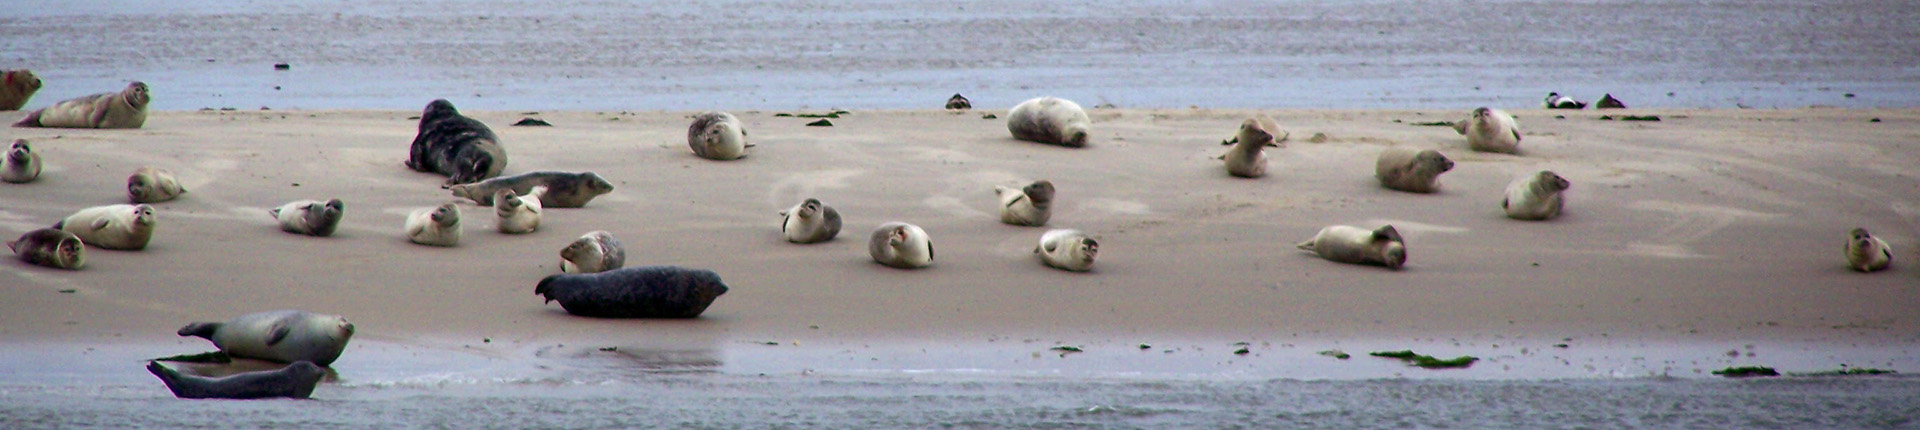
(1624, 200), (1781, 258)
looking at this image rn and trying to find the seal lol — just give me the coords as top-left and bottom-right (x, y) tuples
(127, 167), (187, 203)
(495, 188), (542, 234)
(176, 309), (356, 366)
(1452, 107), (1522, 154)
(780, 198), (842, 244)
(2, 139), (41, 183)
(446, 170), (613, 207)
(1296, 224), (1407, 269)
(945, 93), (972, 110)
(995, 180), (1055, 227)
(1007, 96), (1091, 147)
(1035, 229), (1098, 272)
(269, 199), (344, 237)
(13, 81), (149, 129)
(1502, 170), (1571, 220)
(1544, 92), (1587, 109)
(55, 203), (156, 250)
(687, 111), (749, 160)
(147, 360), (326, 400)
(7, 228), (85, 270)
(869, 222), (934, 269)
(1224, 118), (1276, 178)
(1595, 93), (1627, 109)
(535, 266), (731, 318)
(560, 230), (626, 273)
(1845, 228), (1893, 272)
(0, 69), (41, 111)
(1375, 147), (1455, 193)
(404, 202), (461, 247)
(405, 99), (508, 187)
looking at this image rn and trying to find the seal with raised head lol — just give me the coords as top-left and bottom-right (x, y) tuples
(495, 188), (542, 234)
(270, 199), (344, 237)
(1375, 147), (1455, 193)
(560, 230), (626, 273)
(0, 69), (41, 111)
(1452, 107), (1522, 154)
(687, 111), (749, 160)
(14, 81), (149, 129)
(1544, 92), (1587, 109)
(404, 202), (461, 247)
(995, 180), (1055, 227)
(535, 266), (731, 318)
(1224, 118), (1277, 178)
(8, 228), (85, 270)
(446, 170), (613, 207)
(405, 99), (507, 187)
(780, 198), (842, 244)
(1007, 96), (1091, 147)
(945, 94), (972, 110)
(176, 310), (356, 366)
(1502, 170), (1571, 220)
(1845, 228), (1893, 272)
(128, 167), (187, 203)
(1595, 93), (1627, 109)
(1035, 229), (1098, 272)
(147, 360), (326, 400)
(869, 222), (934, 269)
(55, 203), (156, 250)
(1296, 224), (1407, 269)
(2, 139), (41, 183)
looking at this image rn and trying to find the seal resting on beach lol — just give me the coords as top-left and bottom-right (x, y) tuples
(995, 180), (1054, 227)
(147, 360), (326, 400)
(2, 139), (41, 183)
(270, 199), (345, 237)
(945, 94), (972, 110)
(177, 310), (356, 366)
(1845, 228), (1892, 272)
(869, 222), (934, 269)
(1223, 118), (1278, 178)
(1544, 92), (1587, 109)
(0, 69), (41, 111)
(1452, 107), (1522, 154)
(55, 204), (156, 250)
(687, 111), (749, 160)
(1595, 93), (1627, 109)
(14, 81), (148, 129)
(494, 188), (542, 234)
(1007, 96), (1091, 147)
(781, 198), (842, 244)
(1035, 229), (1098, 272)
(560, 230), (625, 273)
(535, 266), (731, 318)
(446, 171), (612, 208)
(404, 203), (461, 247)
(1502, 170), (1571, 220)
(405, 99), (507, 187)
(127, 167), (187, 203)
(1375, 148), (1455, 193)
(7, 228), (85, 270)
(1296, 224), (1407, 269)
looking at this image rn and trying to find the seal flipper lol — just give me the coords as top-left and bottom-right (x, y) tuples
(1501, 197), (1509, 209)
(178, 322), (221, 339)
(1372, 225), (1403, 242)
(89, 218), (111, 231)
(1451, 120), (1468, 135)
(265, 322), (291, 347)
(1295, 239), (1316, 251)
(268, 207), (282, 218)
(534, 274), (561, 303)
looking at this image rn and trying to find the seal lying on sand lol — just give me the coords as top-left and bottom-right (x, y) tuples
(1595, 93), (1627, 109)
(1544, 92), (1587, 109)
(128, 167), (187, 203)
(7, 228), (85, 270)
(995, 180), (1055, 227)
(404, 203), (461, 247)
(147, 360), (326, 400)
(56, 204), (156, 250)
(2, 139), (40, 183)
(270, 199), (345, 237)
(1035, 229), (1098, 272)
(177, 310), (356, 366)
(560, 230), (626, 273)
(781, 198), (842, 244)
(1223, 118), (1278, 178)
(1296, 224), (1406, 269)
(945, 94), (972, 110)
(1452, 107), (1522, 154)
(1375, 148), (1454, 193)
(1845, 228), (1893, 272)
(1502, 170), (1570, 220)
(0, 69), (41, 111)
(1007, 96), (1091, 147)
(535, 266), (731, 318)
(405, 99), (507, 187)
(14, 81), (148, 129)
(447, 171), (613, 207)
(687, 111), (749, 160)
(494, 189), (542, 234)
(869, 222), (934, 269)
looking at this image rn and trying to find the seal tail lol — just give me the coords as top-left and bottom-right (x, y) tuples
(12, 110), (42, 128)
(1295, 239), (1316, 251)
(177, 322), (219, 339)
(535, 274), (562, 303)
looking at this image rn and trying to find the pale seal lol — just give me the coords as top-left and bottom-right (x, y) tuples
(560, 230), (626, 273)
(687, 111), (749, 160)
(2, 139), (41, 183)
(1296, 224), (1407, 269)
(147, 360), (325, 400)
(7, 228), (85, 270)
(535, 266), (731, 318)
(405, 99), (508, 187)
(404, 202), (461, 247)
(869, 222), (934, 269)
(1502, 170), (1571, 220)
(1035, 229), (1098, 272)
(1595, 93), (1627, 109)
(946, 93), (972, 110)
(995, 180), (1055, 227)
(269, 199), (344, 237)
(1007, 96), (1091, 147)
(1452, 107), (1522, 154)
(446, 170), (613, 207)
(1375, 147), (1455, 193)
(1544, 92), (1587, 109)
(55, 203), (156, 250)
(1224, 118), (1277, 178)
(128, 167), (187, 203)
(13, 81), (149, 129)
(177, 309), (356, 366)
(495, 188), (542, 234)
(1845, 228), (1893, 272)
(0, 69), (41, 111)
(780, 198), (842, 244)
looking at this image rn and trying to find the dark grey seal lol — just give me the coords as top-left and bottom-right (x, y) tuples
(535, 266), (730, 318)
(446, 170), (613, 207)
(405, 99), (507, 187)
(147, 360), (325, 400)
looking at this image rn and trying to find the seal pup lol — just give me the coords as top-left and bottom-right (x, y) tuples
(0, 69), (41, 111)
(1502, 170), (1571, 220)
(177, 310), (356, 366)
(945, 93), (972, 110)
(269, 199), (344, 237)
(55, 204), (156, 250)
(869, 222), (934, 269)
(404, 202), (461, 247)
(2, 139), (41, 183)
(147, 360), (326, 400)
(535, 266), (731, 318)
(14, 81), (149, 129)
(995, 180), (1055, 227)
(1007, 96), (1091, 147)
(687, 111), (749, 160)
(1845, 228), (1892, 272)
(1297, 224), (1406, 269)
(7, 228), (85, 270)
(1544, 92), (1587, 109)
(1035, 229), (1098, 272)
(1224, 118), (1276, 178)
(127, 167), (187, 203)
(1452, 107), (1521, 154)
(780, 198), (842, 244)
(1375, 148), (1455, 193)
(560, 230), (626, 273)
(495, 188), (542, 234)
(405, 99), (507, 187)
(1595, 93), (1627, 109)
(446, 171), (613, 207)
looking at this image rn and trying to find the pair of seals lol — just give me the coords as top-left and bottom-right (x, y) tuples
(447, 171), (613, 208)
(1453, 107), (1522, 154)
(1544, 92), (1587, 109)
(406, 99), (507, 186)
(8, 228), (85, 270)
(869, 222), (934, 269)
(56, 204), (156, 250)
(1376, 148), (1455, 193)
(1845, 228), (1893, 272)
(128, 167), (186, 203)
(495, 188), (543, 234)
(995, 180), (1055, 227)
(1503, 170), (1571, 220)
(781, 198), (842, 244)
(405, 203), (461, 246)
(148, 360), (325, 400)
(945, 94), (972, 110)
(536, 266), (730, 318)
(1223, 117), (1283, 178)
(270, 199), (345, 236)
(14, 81), (149, 129)
(688, 112), (749, 160)
(561, 230), (626, 273)
(1007, 97), (1091, 147)
(1035, 229), (1098, 272)
(2, 139), (40, 183)
(1297, 224), (1406, 269)
(0, 69), (41, 111)
(1595, 93), (1627, 109)
(177, 310), (356, 366)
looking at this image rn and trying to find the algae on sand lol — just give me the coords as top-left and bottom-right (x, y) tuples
(1369, 350), (1478, 369)
(1712, 366), (1780, 378)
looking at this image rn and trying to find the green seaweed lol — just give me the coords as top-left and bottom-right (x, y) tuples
(981, 113), (998, 120)
(776, 110), (848, 119)
(1793, 367), (1896, 377)
(1233, 347), (1250, 355)
(1138, 344), (1152, 350)
(151, 351), (231, 363)
(1408, 121), (1454, 127)
(1369, 350), (1479, 369)
(1598, 115), (1662, 121)
(805, 119), (833, 127)
(1712, 366), (1780, 378)
(1050, 346), (1083, 353)
(1318, 350), (1351, 360)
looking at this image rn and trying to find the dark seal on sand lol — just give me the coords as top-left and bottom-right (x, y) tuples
(406, 99), (508, 187)
(945, 93), (972, 110)
(1595, 93), (1627, 109)
(147, 360), (325, 399)
(535, 266), (730, 318)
